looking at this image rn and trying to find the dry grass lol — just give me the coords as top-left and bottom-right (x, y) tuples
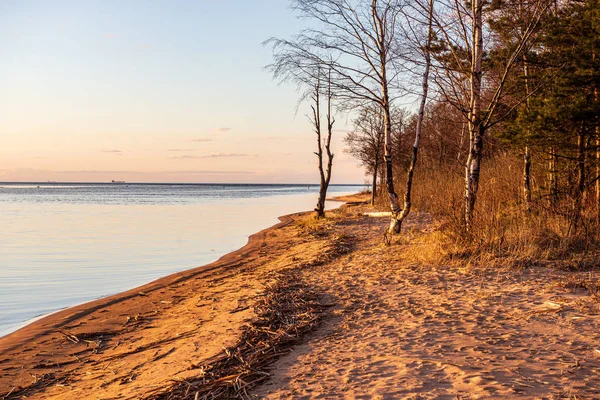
(294, 215), (337, 239)
(380, 153), (600, 269)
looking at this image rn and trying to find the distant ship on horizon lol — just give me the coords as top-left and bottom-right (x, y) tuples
(111, 180), (126, 183)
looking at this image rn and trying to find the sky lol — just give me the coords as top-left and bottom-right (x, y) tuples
(0, 0), (365, 184)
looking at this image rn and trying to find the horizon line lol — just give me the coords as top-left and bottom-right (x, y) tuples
(0, 181), (366, 186)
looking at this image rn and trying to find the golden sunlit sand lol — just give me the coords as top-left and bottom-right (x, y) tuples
(1, 201), (599, 399)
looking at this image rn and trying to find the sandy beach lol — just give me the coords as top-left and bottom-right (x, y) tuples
(2, 196), (600, 399)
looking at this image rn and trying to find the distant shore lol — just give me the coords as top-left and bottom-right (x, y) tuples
(2, 192), (600, 399)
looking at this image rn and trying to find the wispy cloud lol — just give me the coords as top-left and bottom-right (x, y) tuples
(203, 153), (249, 158)
(102, 149), (123, 155)
(166, 148), (195, 152)
(58, 170), (135, 174)
(249, 135), (303, 142)
(192, 137), (214, 142)
(168, 156), (203, 160)
(216, 127), (231, 133)
(168, 153), (250, 160)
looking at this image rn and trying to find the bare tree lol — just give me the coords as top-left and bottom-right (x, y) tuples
(313, 70), (336, 218)
(266, 0), (408, 234)
(344, 107), (385, 205)
(264, 42), (336, 218)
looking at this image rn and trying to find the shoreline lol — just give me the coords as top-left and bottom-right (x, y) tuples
(0, 194), (370, 398)
(0, 211), (298, 353)
(0, 192), (361, 341)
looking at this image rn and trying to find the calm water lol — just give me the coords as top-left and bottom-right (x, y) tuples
(0, 183), (361, 337)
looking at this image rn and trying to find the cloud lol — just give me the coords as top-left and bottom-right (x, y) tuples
(168, 156), (203, 160)
(203, 153), (249, 158)
(167, 148), (195, 152)
(248, 135), (303, 142)
(58, 170), (135, 174)
(192, 137), (214, 142)
(102, 149), (123, 155)
(216, 127), (231, 132)
(168, 153), (250, 160)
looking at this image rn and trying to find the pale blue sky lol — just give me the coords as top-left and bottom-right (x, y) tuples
(0, 0), (363, 183)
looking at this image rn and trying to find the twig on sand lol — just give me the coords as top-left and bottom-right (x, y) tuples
(144, 270), (329, 400)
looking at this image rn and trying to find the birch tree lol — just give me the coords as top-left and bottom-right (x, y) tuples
(392, 0), (435, 236)
(266, 0), (408, 234)
(429, 0), (551, 229)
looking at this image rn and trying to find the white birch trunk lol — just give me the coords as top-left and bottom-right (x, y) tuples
(371, 0), (401, 236)
(464, 0), (484, 231)
(394, 0), (434, 233)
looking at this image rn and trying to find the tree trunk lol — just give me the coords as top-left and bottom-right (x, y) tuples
(371, 160), (378, 206)
(384, 105), (401, 234)
(464, 0), (484, 231)
(524, 146), (532, 209)
(548, 148), (558, 204)
(395, 0), (433, 233)
(573, 129), (586, 228)
(597, 122), (600, 224)
(315, 70), (335, 218)
(523, 51), (532, 210)
(379, 159), (385, 196)
(595, 87), (600, 224)
(312, 74), (326, 218)
(373, 0), (401, 236)
(457, 119), (466, 161)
